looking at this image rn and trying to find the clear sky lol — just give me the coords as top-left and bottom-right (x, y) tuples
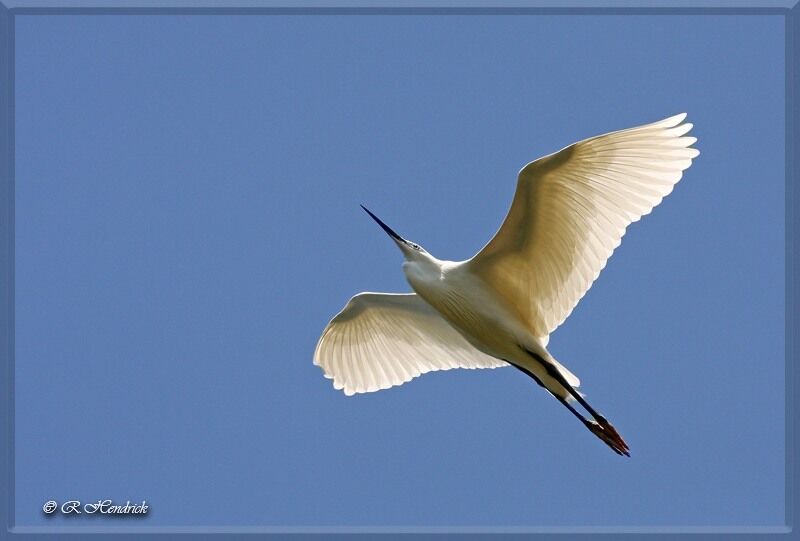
(14, 13), (784, 528)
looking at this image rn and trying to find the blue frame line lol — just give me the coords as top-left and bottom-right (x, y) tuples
(0, 1), (12, 539)
(2, 6), (797, 14)
(0, 2), (794, 538)
(787, 2), (798, 535)
(1, 0), (798, 8)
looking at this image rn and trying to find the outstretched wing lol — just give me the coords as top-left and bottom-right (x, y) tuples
(314, 292), (507, 395)
(467, 113), (699, 337)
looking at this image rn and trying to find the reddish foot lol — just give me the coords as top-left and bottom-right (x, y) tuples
(586, 419), (630, 457)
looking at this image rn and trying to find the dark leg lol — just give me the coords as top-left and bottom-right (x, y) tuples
(537, 354), (602, 418)
(508, 361), (546, 389)
(508, 359), (628, 456)
(520, 348), (630, 457)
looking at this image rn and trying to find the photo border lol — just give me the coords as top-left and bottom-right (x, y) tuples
(1, 1), (795, 537)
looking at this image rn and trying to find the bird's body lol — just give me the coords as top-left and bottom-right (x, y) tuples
(314, 113), (700, 456)
(402, 255), (567, 398)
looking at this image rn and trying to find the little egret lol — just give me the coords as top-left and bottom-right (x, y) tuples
(314, 113), (699, 456)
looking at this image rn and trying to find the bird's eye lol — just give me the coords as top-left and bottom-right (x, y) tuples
(412, 244), (421, 250)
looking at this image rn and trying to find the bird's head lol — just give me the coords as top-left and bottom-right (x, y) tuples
(360, 205), (431, 264)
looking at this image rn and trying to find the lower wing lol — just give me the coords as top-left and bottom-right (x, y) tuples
(314, 292), (507, 395)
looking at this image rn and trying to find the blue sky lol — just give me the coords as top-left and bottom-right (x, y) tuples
(13, 13), (784, 528)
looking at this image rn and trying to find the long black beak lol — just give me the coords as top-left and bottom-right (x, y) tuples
(360, 205), (407, 244)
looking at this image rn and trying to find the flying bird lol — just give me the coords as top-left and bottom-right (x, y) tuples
(314, 113), (699, 456)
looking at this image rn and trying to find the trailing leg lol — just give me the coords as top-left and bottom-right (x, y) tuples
(515, 349), (630, 457)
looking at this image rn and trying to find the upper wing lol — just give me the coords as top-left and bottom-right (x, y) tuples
(314, 292), (507, 395)
(467, 113), (699, 337)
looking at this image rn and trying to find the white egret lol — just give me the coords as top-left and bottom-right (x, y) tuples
(314, 113), (699, 456)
